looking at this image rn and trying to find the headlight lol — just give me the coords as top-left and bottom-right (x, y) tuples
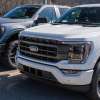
(67, 42), (92, 64)
(0, 26), (5, 33)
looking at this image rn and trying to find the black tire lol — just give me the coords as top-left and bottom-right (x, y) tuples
(87, 62), (100, 100)
(3, 40), (18, 68)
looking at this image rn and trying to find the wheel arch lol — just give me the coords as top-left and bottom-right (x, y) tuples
(4, 28), (24, 49)
(6, 28), (24, 44)
(94, 57), (100, 70)
(90, 56), (100, 84)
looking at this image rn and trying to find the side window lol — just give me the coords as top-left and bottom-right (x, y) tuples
(25, 7), (39, 18)
(59, 8), (68, 16)
(10, 8), (27, 18)
(38, 7), (57, 22)
(4, 7), (40, 19)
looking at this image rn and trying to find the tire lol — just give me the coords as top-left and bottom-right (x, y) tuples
(87, 62), (100, 100)
(3, 40), (18, 68)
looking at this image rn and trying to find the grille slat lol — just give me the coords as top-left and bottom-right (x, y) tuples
(20, 36), (62, 45)
(20, 44), (57, 57)
(20, 40), (58, 48)
(19, 36), (67, 63)
(20, 49), (60, 59)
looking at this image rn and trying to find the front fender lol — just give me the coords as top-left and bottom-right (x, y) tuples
(0, 28), (25, 43)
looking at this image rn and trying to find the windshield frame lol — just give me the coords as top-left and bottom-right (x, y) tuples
(54, 7), (100, 25)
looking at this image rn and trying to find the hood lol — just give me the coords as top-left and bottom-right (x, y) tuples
(0, 17), (32, 24)
(22, 24), (100, 40)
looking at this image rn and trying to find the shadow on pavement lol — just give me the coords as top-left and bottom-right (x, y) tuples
(0, 59), (15, 72)
(0, 58), (89, 100)
(0, 73), (89, 100)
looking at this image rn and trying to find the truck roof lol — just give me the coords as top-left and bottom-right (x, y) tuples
(18, 4), (70, 8)
(76, 4), (100, 8)
(17, 4), (42, 8)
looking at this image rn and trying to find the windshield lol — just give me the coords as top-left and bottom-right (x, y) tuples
(3, 6), (39, 19)
(55, 7), (100, 25)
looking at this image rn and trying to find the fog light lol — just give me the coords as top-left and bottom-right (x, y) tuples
(62, 69), (81, 75)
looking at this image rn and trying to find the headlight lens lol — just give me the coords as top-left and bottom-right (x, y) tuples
(67, 42), (92, 64)
(0, 26), (5, 33)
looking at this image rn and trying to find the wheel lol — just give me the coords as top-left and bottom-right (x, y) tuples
(87, 61), (100, 100)
(4, 40), (18, 68)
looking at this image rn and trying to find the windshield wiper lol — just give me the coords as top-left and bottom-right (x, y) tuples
(52, 20), (100, 26)
(51, 21), (64, 25)
(78, 22), (100, 26)
(52, 21), (79, 25)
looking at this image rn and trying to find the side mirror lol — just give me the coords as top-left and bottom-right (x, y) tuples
(34, 17), (48, 25)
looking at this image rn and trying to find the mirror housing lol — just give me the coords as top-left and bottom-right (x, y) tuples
(34, 17), (48, 25)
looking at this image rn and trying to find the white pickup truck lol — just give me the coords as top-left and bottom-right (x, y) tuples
(16, 4), (100, 100)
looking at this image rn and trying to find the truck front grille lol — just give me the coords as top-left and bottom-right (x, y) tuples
(19, 36), (68, 63)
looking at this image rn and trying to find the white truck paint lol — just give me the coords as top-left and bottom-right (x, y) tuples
(17, 4), (100, 100)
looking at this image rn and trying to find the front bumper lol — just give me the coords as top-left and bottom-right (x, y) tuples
(17, 57), (93, 86)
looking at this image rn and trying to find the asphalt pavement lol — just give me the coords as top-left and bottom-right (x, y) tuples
(0, 62), (89, 100)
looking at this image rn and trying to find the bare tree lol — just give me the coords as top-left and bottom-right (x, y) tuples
(0, 0), (42, 16)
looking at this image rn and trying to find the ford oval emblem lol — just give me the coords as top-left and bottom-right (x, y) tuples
(29, 46), (38, 52)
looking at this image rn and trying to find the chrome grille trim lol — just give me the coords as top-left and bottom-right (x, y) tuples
(19, 36), (67, 62)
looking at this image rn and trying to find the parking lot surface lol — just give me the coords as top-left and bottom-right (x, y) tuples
(0, 63), (89, 100)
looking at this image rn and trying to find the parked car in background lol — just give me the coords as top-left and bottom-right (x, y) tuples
(17, 4), (100, 100)
(0, 4), (70, 68)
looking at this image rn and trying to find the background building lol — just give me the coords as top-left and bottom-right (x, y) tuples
(0, 0), (100, 15)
